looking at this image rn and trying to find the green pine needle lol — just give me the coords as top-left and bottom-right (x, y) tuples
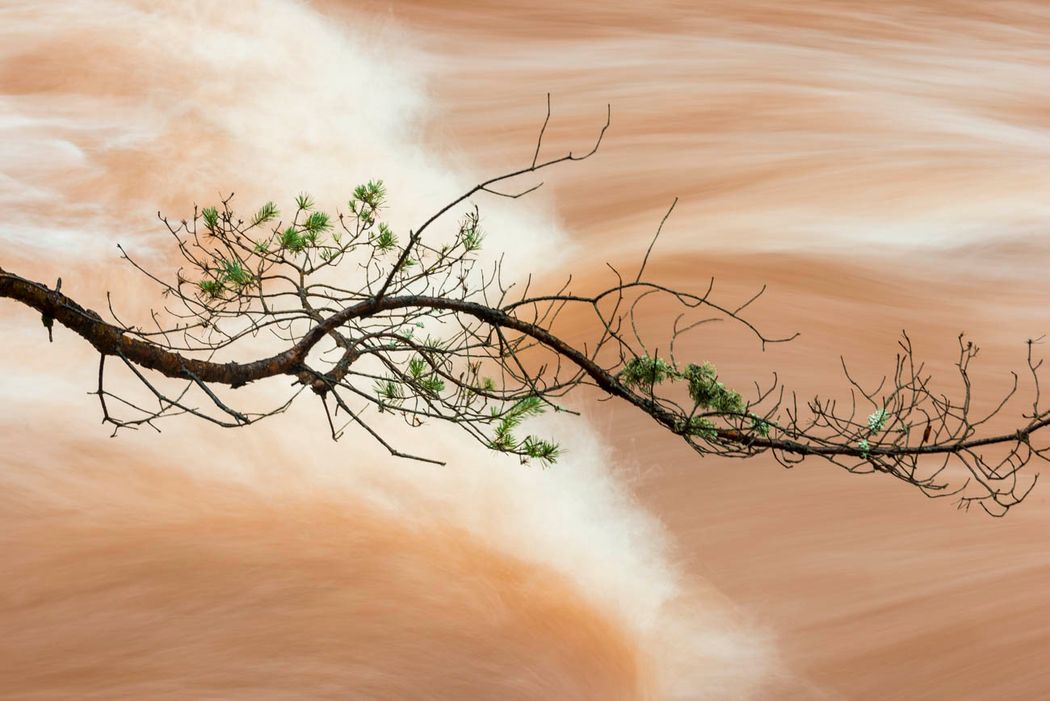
(374, 223), (398, 252)
(201, 207), (219, 232)
(304, 211), (332, 235)
(252, 202), (279, 225)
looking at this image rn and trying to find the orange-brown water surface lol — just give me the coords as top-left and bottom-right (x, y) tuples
(2, 1), (1050, 699)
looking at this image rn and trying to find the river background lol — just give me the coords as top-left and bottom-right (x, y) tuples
(2, 1), (1049, 699)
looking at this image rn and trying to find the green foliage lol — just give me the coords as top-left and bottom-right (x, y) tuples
(373, 355), (446, 408)
(418, 375), (445, 396)
(489, 396), (560, 464)
(620, 354), (679, 388)
(295, 192), (314, 211)
(458, 211), (483, 252)
(404, 356), (445, 397)
(683, 362), (744, 413)
(352, 180), (386, 210)
(420, 334), (447, 351)
(270, 208), (330, 252)
(619, 355), (763, 441)
(201, 207), (219, 232)
(374, 379), (403, 410)
(619, 355), (742, 413)
(304, 211), (332, 237)
(220, 259), (252, 286)
(349, 181), (386, 227)
(280, 226), (307, 253)
(197, 279), (223, 298)
(373, 222), (398, 252)
(252, 201), (279, 226)
(522, 436), (561, 462)
(675, 415), (718, 439)
(750, 415), (771, 437)
(462, 228), (483, 252)
(197, 257), (254, 299)
(868, 407), (888, 432)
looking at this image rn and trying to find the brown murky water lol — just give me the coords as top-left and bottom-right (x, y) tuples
(2, 1), (1050, 698)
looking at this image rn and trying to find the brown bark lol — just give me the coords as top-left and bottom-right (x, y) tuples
(1, 267), (310, 387)
(0, 266), (624, 396)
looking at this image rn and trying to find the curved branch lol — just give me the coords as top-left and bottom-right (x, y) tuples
(4, 266), (1047, 466)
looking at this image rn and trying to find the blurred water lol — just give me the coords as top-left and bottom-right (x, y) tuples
(2, 1), (1050, 699)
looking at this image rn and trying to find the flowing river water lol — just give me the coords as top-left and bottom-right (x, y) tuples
(2, 1), (1050, 698)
